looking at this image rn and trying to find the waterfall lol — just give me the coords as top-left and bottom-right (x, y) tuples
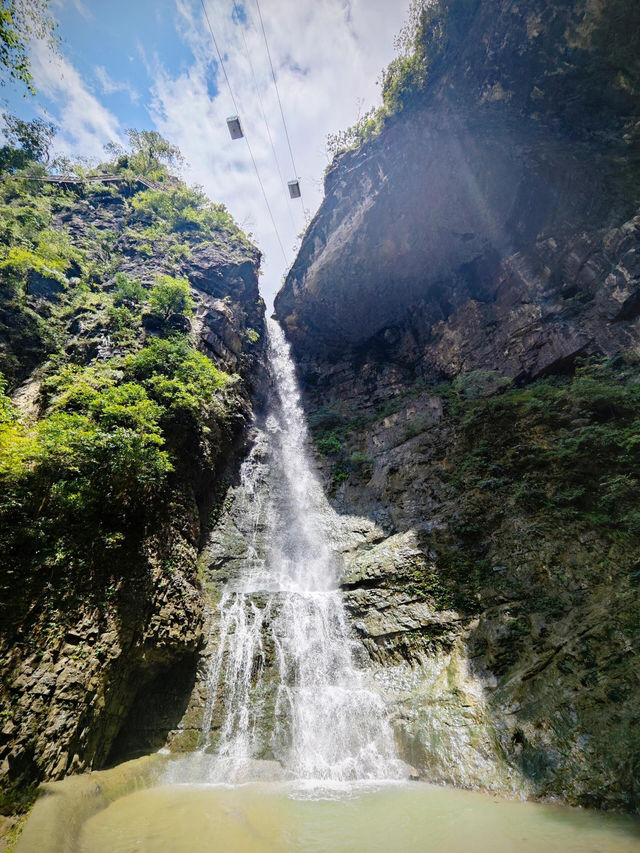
(177, 320), (400, 783)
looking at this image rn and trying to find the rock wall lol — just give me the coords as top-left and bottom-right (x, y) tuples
(0, 179), (266, 805)
(275, 0), (640, 812)
(276, 0), (640, 376)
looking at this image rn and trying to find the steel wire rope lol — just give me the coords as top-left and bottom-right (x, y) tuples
(231, 0), (297, 231)
(199, 0), (289, 265)
(253, 0), (305, 208)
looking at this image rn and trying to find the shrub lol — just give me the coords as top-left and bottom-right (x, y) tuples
(148, 275), (193, 322)
(347, 451), (373, 478)
(131, 185), (249, 245)
(382, 0), (479, 112)
(113, 272), (145, 307)
(326, 108), (387, 158)
(452, 369), (511, 400)
(317, 433), (342, 455)
(124, 337), (229, 419)
(0, 362), (172, 557)
(0, 375), (30, 478)
(106, 304), (141, 346)
(308, 405), (347, 433)
(0, 375), (15, 423)
(34, 409), (171, 511)
(326, 0), (480, 158)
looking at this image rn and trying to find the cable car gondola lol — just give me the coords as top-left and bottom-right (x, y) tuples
(288, 179), (301, 199)
(226, 115), (244, 140)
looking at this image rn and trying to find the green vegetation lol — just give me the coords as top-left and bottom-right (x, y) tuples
(380, 0), (478, 114)
(0, 228), (79, 290)
(124, 337), (228, 420)
(309, 406), (377, 488)
(449, 359), (640, 535)
(309, 403), (365, 487)
(0, 113), (57, 173)
(0, 117), (254, 385)
(0, 333), (233, 598)
(129, 184), (251, 254)
(0, 0), (56, 94)
(0, 778), (36, 828)
(113, 271), (145, 307)
(316, 433), (343, 455)
(309, 389), (430, 487)
(326, 107), (387, 159)
(120, 128), (183, 175)
(148, 275), (193, 322)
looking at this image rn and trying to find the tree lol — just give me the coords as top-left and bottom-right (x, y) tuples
(0, 112), (57, 173)
(0, 0), (57, 94)
(148, 275), (194, 322)
(125, 129), (184, 174)
(2, 113), (56, 160)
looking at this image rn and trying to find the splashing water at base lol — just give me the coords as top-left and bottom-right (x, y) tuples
(171, 320), (401, 784)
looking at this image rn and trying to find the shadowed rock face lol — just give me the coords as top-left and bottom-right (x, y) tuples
(277, 111), (627, 363)
(276, 0), (640, 381)
(277, 111), (640, 382)
(274, 0), (640, 814)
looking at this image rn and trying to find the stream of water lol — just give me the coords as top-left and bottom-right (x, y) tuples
(172, 319), (401, 784)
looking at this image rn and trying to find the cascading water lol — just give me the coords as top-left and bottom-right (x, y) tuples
(178, 319), (401, 784)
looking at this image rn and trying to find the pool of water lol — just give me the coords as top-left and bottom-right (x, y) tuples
(77, 781), (640, 853)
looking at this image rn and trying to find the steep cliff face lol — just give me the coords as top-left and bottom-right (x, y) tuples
(276, 0), (640, 812)
(276, 0), (640, 375)
(0, 173), (266, 811)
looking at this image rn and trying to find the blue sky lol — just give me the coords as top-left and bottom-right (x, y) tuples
(2, 0), (410, 305)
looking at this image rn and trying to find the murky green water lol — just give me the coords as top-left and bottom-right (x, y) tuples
(78, 782), (640, 853)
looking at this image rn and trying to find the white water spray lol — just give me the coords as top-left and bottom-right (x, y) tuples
(180, 320), (400, 783)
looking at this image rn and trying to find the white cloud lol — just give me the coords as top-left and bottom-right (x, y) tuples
(95, 65), (140, 104)
(29, 40), (123, 161)
(150, 0), (410, 306)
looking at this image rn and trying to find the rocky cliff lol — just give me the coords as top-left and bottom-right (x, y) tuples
(0, 164), (266, 814)
(276, 0), (640, 812)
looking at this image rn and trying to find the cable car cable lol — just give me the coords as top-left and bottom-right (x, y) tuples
(254, 0), (304, 205)
(231, 0), (296, 230)
(199, 0), (289, 265)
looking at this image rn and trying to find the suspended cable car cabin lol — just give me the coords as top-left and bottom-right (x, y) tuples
(226, 115), (244, 140)
(288, 179), (301, 199)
